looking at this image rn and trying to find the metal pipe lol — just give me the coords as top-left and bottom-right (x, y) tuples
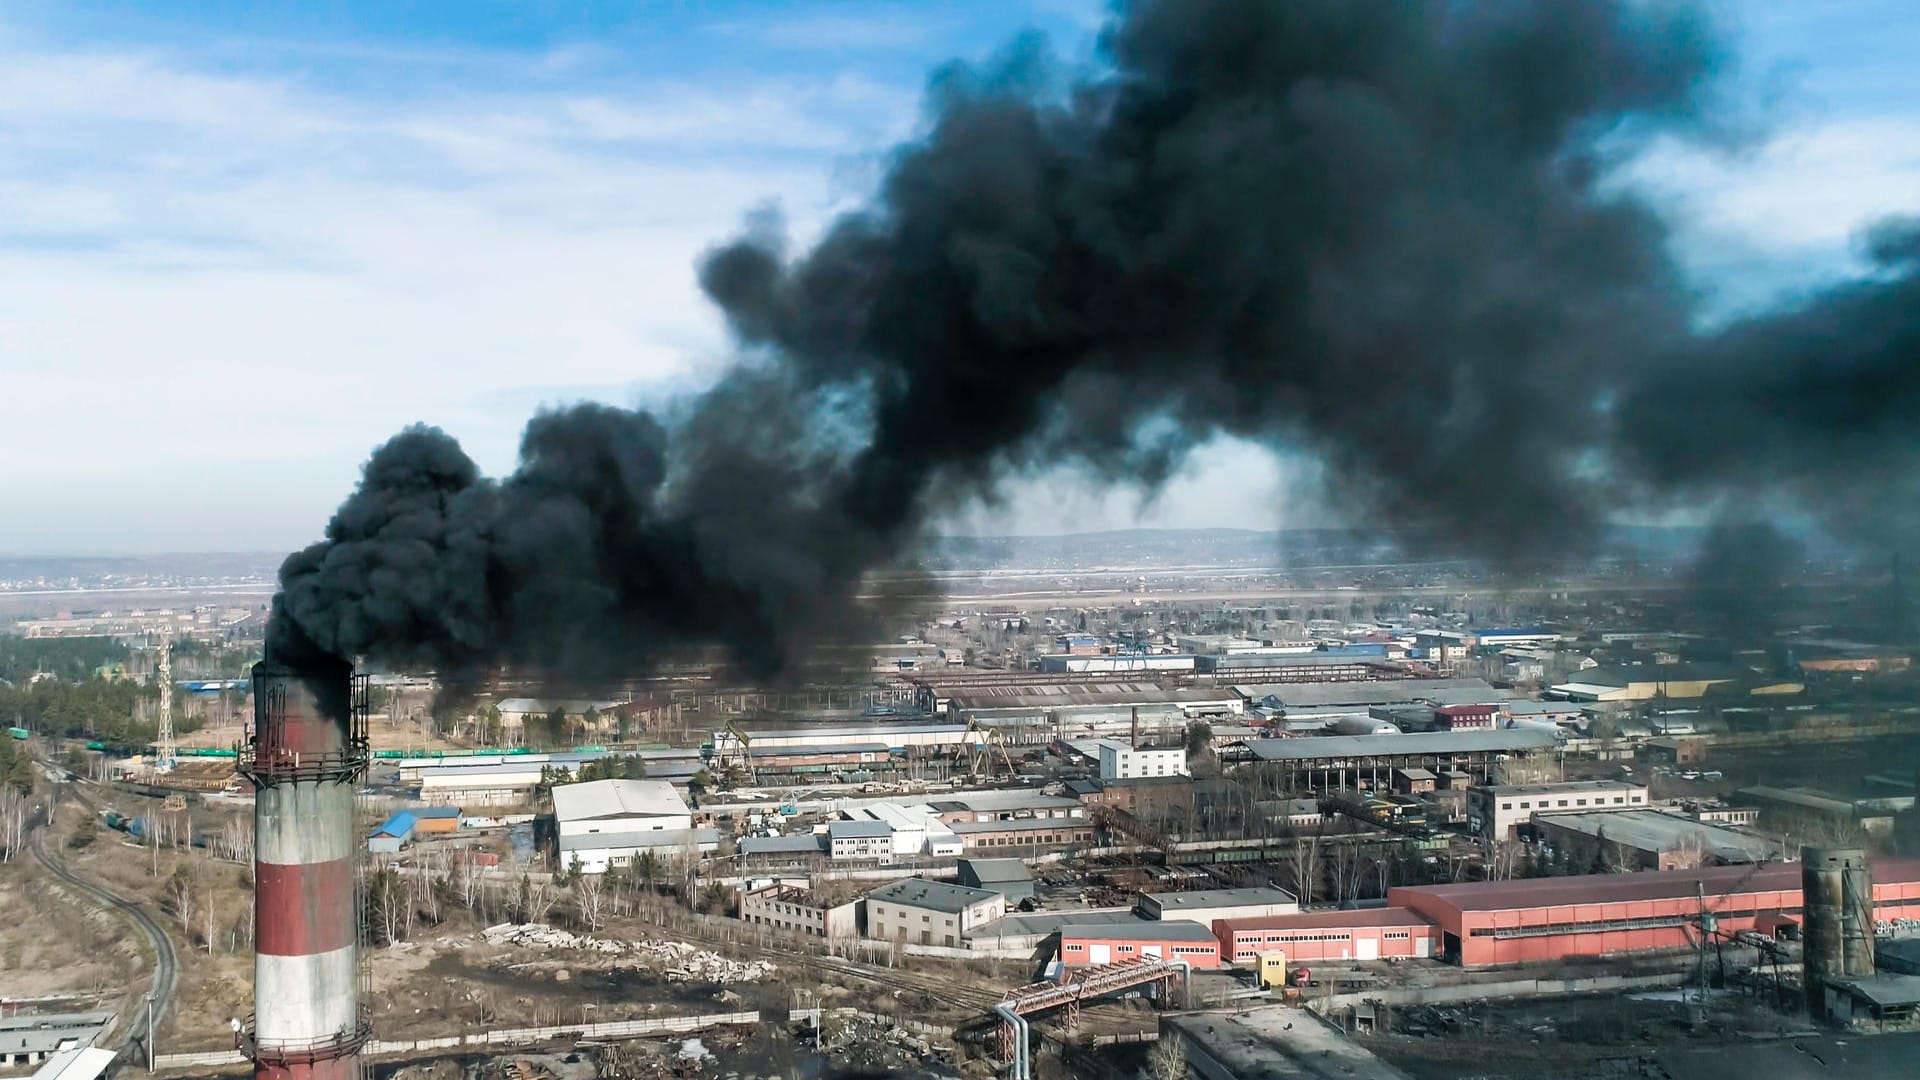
(994, 1004), (1026, 1080)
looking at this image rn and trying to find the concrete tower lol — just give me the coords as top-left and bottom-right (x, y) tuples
(238, 659), (369, 1079)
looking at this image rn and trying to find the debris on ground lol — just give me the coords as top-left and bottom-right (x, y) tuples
(479, 924), (777, 984)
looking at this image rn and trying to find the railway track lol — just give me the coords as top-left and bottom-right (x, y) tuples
(28, 791), (180, 1069)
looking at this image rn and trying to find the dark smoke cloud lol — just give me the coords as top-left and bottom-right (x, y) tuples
(274, 0), (1920, 679)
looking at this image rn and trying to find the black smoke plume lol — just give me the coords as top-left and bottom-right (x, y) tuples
(272, 0), (1920, 680)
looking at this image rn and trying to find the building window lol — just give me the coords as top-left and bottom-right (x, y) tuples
(1501, 802), (1513, 810)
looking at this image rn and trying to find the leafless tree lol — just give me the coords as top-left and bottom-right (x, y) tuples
(1145, 1032), (1188, 1080)
(1667, 830), (1709, 872)
(0, 787), (28, 861)
(575, 871), (606, 934)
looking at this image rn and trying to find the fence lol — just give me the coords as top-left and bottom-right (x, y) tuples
(153, 1010), (762, 1072)
(1303, 970), (1690, 1013)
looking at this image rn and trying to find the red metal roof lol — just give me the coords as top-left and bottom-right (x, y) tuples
(1390, 857), (1920, 913)
(1218, 906), (1435, 933)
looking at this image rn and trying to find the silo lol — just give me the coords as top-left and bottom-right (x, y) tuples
(1802, 847), (1872, 1017)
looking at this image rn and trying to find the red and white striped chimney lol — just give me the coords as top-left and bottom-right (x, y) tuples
(241, 659), (369, 1080)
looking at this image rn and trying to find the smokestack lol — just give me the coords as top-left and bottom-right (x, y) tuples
(1801, 846), (1875, 1018)
(238, 657), (368, 1079)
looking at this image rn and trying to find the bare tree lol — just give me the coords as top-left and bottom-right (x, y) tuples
(168, 862), (198, 938)
(0, 787), (27, 862)
(575, 871), (606, 934)
(1667, 830), (1709, 872)
(1145, 1032), (1188, 1080)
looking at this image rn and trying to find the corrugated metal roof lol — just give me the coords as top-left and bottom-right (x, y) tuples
(945, 683), (1239, 710)
(959, 857), (1033, 882)
(1246, 729), (1559, 761)
(30, 1047), (117, 1080)
(740, 834), (826, 855)
(1219, 907), (1434, 933)
(557, 827), (718, 853)
(1061, 920), (1218, 942)
(827, 819), (892, 838)
(1234, 678), (1506, 709)
(1145, 887), (1294, 909)
(550, 779), (689, 823)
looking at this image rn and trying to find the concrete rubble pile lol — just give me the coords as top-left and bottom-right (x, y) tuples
(480, 923), (778, 983)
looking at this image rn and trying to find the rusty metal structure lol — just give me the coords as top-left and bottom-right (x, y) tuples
(1802, 846), (1876, 1018)
(236, 659), (371, 1080)
(994, 957), (1187, 1079)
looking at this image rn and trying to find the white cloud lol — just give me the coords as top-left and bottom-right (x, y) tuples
(1617, 115), (1920, 301)
(0, 38), (908, 552)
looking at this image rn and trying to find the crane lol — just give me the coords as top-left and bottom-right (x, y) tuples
(1681, 858), (1775, 1019)
(963, 718), (1015, 779)
(723, 721), (758, 786)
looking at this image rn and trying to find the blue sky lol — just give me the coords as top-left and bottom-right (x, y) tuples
(0, 0), (1915, 555)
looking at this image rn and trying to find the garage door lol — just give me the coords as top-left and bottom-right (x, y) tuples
(1089, 944), (1111, 964)
(1356, 937), (1379, 961)
(1143, 945), (1163, 958)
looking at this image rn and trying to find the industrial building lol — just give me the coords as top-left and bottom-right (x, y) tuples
(866, 878), (1006, 946)
(557, 826), (720, 874)
(950, 817), (1097, 850)
(1216, 907), (1441, 963)
(736, 883), (859, 939)
(933, 682), (1241, 744)
(826, 819), (894, 861)
(1058, 921), (1223, 967)
(366, 805), (460, 853)
(1240, 729), (1561, 791)
(1734, 785), (1914, 835)
(1233, 678), (1509, 722)
(417, 764), (546, 806)
(1389, 858), (1920, 968)
(928, 790), (1084, 823)
(551, 778), (692, 837)
(1138, 887), (1297, 925)
(737, 833), (826, 864)
(1532, 809), (1779, 869)
(957, 858), (1037, 906)
(1468, 779), (1649, 839)
(1547, 663), (1798, 702)
(836, 802), (963, 858)
(0, 1014), (110, 1071)
(1097, 739), (1187, 780)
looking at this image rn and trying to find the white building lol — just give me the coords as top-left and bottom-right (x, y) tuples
(1139, 887), (1298, 926)
(1468, 779), (1649, 840)
(845, 802), (964, 857)
(866, 878), (1006, 946)
(1097, 740), (1188, 781)
(557, 827), (720, 874)
(552, 779), (693, 837)
(827, 819), (894, 861)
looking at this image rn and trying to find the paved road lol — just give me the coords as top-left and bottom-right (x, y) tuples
(28, 803), (180, 1067)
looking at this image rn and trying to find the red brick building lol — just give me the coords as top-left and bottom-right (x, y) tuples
(1216, 907), (1440, 963)
(1434, 703), (1499, 731)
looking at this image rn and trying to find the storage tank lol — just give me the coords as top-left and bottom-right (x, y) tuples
(1332, 716), (1401, 736)
(1802, 847), (1874, 1017)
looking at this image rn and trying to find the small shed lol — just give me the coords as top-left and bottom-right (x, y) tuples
(369, 810), (417, 854)
(411, 805), (462, 834)
(957, 857), (1037, 906)
(1393, 767), (1437, 795)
